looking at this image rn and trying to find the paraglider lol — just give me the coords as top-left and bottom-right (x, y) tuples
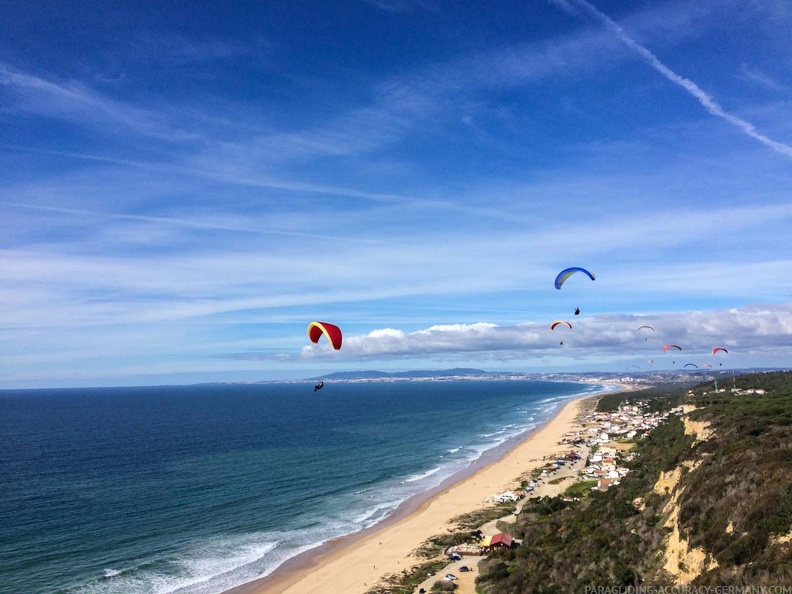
(307, 321), (343, 350)
(314, 381), (325, 392)
(551, 320), (572, 345)
(662, 344), (681, 365)
(637, 325), (655, 340)
(574, 307), (580, 316)
(712, 346), (728, 366)
(554, 267), (596, 290)
(684, 363), (699, 369)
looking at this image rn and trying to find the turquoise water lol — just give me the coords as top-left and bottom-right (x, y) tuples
(0, 380), (604, 593)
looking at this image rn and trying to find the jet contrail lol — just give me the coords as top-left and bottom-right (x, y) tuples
(558, 0), (792, 159)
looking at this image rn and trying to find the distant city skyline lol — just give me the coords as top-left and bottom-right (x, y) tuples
(2, 0), (791, 388)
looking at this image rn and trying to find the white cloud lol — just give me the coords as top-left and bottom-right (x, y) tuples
(367, 328), (407, 338)
(2, 199), (790, 336)
(298, 304), (792, 360)
(3, 2), (791, 387)
(131, 34), (272, 64)
(0, 62), (195, 142)
(363, 0), (437, 13)
(736, 64), (786, 92)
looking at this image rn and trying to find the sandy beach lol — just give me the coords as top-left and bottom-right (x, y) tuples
(231, 391), (602, 594)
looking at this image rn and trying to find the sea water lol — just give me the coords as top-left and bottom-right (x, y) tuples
(0, 380), (606, 594)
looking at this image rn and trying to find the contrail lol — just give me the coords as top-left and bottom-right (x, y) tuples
(558, 0), (792, 159)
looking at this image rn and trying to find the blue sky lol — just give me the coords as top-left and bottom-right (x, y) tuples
(2, 0), (791, 388)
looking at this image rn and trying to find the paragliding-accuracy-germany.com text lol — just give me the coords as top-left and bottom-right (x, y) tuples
(584, 586), (792, 594)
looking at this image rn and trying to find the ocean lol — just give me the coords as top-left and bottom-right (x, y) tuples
(0, 379), (607, 594)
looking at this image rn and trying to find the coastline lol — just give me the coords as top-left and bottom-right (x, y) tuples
(228, 386), (615, 594)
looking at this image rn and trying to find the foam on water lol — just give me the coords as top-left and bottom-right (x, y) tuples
(348, 499), (405, 528)
(75, 536), (280, 594)
(402, 466), (443, 483)
(1, 380), (600, 594)
(110, 396), (564, 594)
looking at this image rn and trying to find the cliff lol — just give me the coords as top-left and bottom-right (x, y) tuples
(475, 371), (792, 593)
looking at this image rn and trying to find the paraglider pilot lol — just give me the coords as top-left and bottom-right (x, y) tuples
(574, 307), (580, 316)
(314, 381), (324, 392)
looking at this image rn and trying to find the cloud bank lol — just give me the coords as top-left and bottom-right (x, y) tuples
(299, 304), (792, 361)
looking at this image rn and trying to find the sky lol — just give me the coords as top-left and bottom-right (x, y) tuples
(1, 0), (791, 388)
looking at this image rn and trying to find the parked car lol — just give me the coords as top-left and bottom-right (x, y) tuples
(444, 573), (457, 581)
(459, 566), (470, 572)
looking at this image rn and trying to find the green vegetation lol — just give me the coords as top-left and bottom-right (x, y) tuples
(564, 480), (598, 499)
(414, 503), (517, 559)
(476, 413), (694, 592)
(370, 373), (792, 594)
(376, 503), (519, 592)
(430, 580), (458, 591)
(452, 502), (517, 530)
(365, 559), (449, 594)
(547, 476), (570, 485)
(475, 373), (792, 592)
(678, 371), (792, 585)
(595, 383), (685, 413)
(415, 531), (471, 559)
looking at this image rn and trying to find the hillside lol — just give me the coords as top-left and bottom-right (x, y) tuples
(475, 371), (792, 592)
(317, 368), (496, 380)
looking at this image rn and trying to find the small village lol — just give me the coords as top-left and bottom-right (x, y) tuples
(412, 398), (685, 594)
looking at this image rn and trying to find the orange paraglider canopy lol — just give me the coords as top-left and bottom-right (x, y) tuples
(307, 321), (343, 350)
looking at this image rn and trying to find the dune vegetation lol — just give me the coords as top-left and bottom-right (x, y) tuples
(475, 371), (792, 593)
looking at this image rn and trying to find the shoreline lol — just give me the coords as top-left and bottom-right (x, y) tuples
(227, 385), (620, 594)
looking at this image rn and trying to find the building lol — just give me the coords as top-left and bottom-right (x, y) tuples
(482, 532), (516, 551)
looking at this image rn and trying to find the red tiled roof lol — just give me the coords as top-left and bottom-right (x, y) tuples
(490, 532), (514, 547)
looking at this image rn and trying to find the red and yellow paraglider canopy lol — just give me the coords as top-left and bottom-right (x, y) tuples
(307, 321), (343, 350)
